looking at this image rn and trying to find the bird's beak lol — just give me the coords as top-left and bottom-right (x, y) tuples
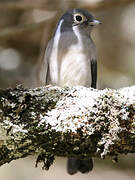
(89, 19), (101, 26)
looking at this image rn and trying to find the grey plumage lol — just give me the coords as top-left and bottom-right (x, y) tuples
(38, 9), (100, 174)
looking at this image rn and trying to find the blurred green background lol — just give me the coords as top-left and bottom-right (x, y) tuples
(0, 0), (135, 179)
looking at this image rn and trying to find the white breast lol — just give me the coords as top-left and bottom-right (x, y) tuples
(59, 26), (91, 87)
(60, 52), (91, 87)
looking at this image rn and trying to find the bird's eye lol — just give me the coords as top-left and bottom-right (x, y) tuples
(75, 15), (83, 22)
(74, 14), (85, 23)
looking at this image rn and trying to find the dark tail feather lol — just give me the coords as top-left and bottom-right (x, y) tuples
(67, 158), (93, 175)
(67, 158), (79, 175)
(78, 158), (93, 173)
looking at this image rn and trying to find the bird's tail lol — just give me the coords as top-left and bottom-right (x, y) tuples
(67, 158), (93, 175)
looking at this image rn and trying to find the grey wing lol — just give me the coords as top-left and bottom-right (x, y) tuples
(38, 39), (52, 85)
(91, 59), (97, 89)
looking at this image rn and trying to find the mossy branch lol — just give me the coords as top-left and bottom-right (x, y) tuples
(0, 85), (134, 170)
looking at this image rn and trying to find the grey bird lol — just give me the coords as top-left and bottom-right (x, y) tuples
(38, 9), (101, 175)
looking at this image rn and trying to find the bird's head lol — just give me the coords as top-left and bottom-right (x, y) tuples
(59, 9), (101, 33)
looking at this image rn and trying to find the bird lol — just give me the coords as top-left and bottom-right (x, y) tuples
(38, 8), (101, 175)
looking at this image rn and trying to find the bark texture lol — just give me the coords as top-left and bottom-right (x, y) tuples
(0, 85), (134, 170)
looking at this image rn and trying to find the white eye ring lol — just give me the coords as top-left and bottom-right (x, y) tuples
(74, 14), (84, 23)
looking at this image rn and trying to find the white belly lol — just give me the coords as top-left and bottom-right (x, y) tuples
(59, 52), (91, 87)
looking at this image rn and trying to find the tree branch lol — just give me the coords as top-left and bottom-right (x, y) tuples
(0, 85), (134, 170)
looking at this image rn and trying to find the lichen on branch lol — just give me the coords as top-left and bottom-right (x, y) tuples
(0, 85), (134, 169)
